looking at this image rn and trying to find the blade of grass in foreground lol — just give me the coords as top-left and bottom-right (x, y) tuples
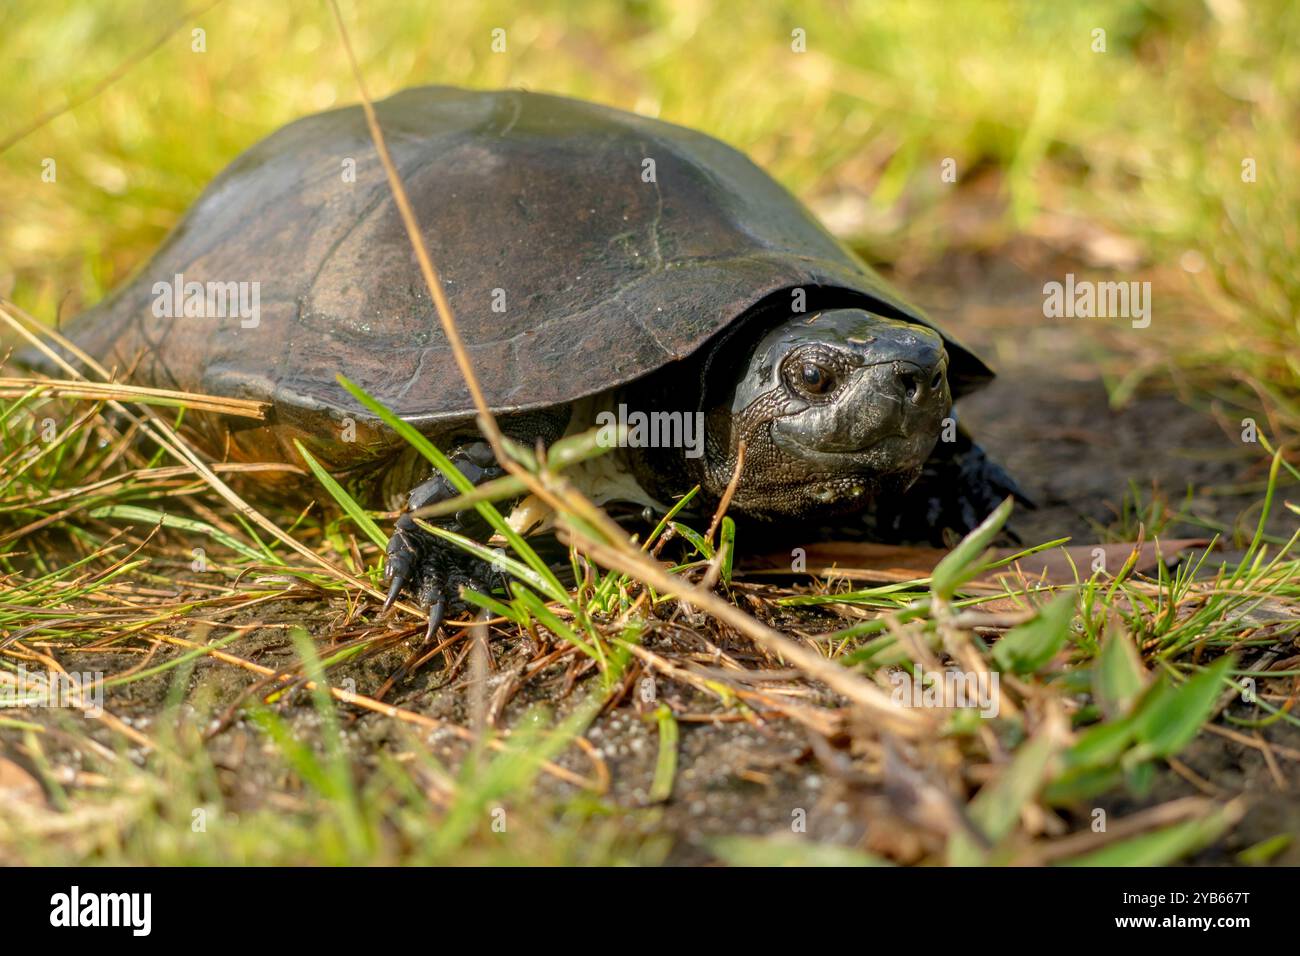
(294, 440), (387, 549)
(647, 704), (679, 804)
(1057, 805), (1237, 866)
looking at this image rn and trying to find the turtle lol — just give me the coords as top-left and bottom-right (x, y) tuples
(36, 85), (1026, 635)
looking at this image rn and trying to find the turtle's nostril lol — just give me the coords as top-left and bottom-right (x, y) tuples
(896, 362), (942, 404)
(899, 368), (923, 403)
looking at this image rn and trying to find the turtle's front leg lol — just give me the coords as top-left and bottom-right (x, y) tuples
(383, 441), (507, 637)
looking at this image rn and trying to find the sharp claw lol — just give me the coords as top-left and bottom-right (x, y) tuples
(425, 597), (446, 640)
(382, 576), (405, 613)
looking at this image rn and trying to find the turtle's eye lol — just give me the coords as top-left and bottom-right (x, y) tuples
(794, 361), (836, 396)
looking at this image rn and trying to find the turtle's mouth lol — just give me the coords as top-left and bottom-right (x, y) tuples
(776, 431), (916, 468)
(786, 456), (929, 513)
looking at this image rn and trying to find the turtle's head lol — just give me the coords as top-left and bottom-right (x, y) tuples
(707, 309), (951, 517)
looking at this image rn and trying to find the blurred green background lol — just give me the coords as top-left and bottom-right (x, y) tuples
(1, 0), (1297, 429)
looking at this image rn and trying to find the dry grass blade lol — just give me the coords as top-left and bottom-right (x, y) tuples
(706, 438), (746, 544)
(0, 376), (269, 419)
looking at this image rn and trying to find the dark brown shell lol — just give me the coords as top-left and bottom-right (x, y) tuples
(59, 86), (991, 463)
